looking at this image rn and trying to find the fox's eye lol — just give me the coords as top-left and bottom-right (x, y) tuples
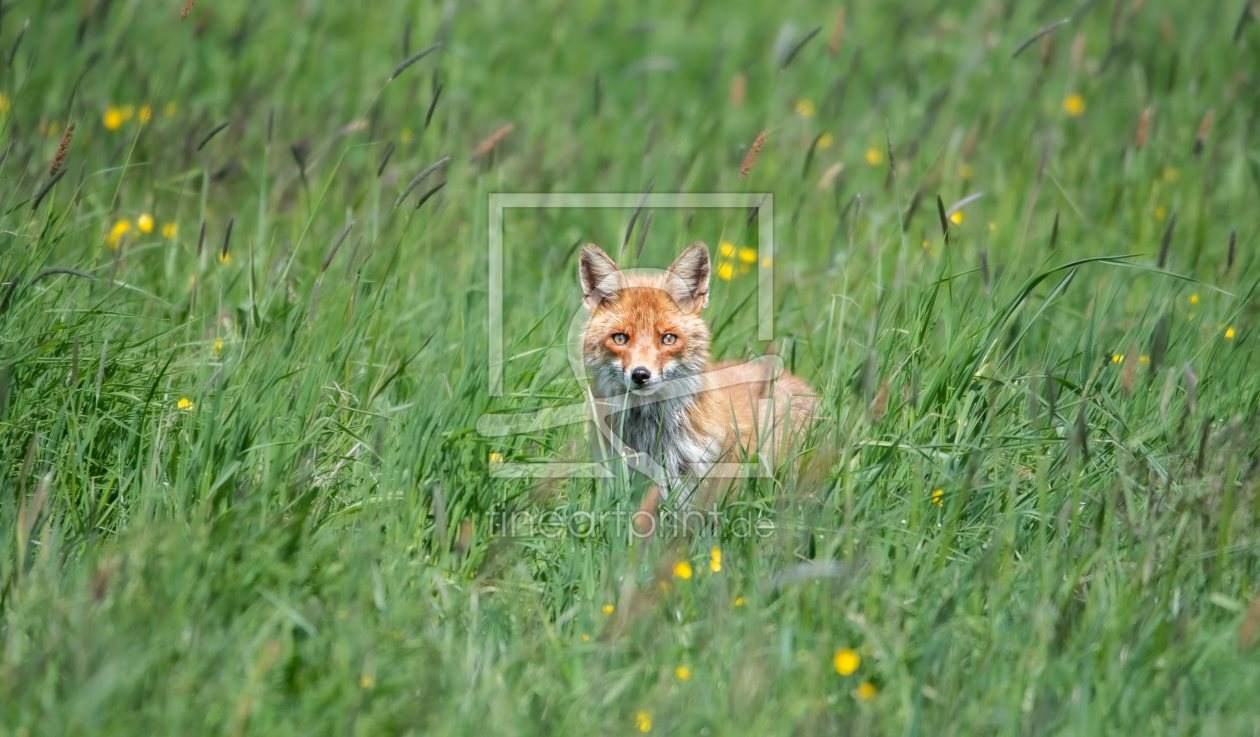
(661, 334), (677, 345)
(611, 333), (629, 345)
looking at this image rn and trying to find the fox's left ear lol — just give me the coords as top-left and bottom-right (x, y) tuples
(666, 242), (710, 313)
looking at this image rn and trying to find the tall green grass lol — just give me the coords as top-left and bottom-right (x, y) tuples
(2, 0), (1260, 733)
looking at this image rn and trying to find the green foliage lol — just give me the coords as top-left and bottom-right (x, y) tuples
(2, 0), (1260, 733)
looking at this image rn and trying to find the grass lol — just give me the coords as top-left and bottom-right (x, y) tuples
(3, 0), (1260, 733)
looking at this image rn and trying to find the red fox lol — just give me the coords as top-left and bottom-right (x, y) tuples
(579, 241), (817, 512)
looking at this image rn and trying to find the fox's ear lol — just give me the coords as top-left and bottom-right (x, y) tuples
(666, 242), (710, 313)
(579, 244), (623, 310)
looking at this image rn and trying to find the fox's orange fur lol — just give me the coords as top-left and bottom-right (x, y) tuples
(579, 242), (816, 511)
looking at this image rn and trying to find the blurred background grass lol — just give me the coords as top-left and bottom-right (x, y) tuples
(2, 0), (1260, 733)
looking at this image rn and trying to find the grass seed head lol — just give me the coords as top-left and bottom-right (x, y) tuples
(830, 8), (846, 56)
(1241, 598), (1260, 649)
(414, 180), (446, 211)
(426, 82), (444, 129)
(394, 156), (451, 209)
(50, 121), (75, 176)
(389, 43), (442, 82)
(377, 141), (396, 177)
(1149, 312), (1171, 376)
(473, 123), (514, 160)
(1157, 212), (1176, 269)
(31, 169), (67, 211)
(1195, 110), (1214, 155)
(222, 217), (234, 259)
(197, 121), (230, 151)
(740, 130), (767, 180)
(1122, 342), (1138, 396)
(322, 222), (355, 273)
(1135, 107), (1151, 150)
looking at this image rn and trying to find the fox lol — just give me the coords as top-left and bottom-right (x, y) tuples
(578, 241), (817, 513)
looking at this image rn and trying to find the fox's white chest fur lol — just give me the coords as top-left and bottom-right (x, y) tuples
(588, 359), (721, 485)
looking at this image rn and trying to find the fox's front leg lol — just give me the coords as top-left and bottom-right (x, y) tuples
(634, 484), (662, 536)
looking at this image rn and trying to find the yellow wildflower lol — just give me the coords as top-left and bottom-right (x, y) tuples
(720, 241), (736, 257)
(834, 648), (860, 675)
(1225, 326), (1235, 339)
(359, 675), (374, 689)
(1139, 355), (1150, 365)
(218, 252), (231, 265)
(177, 398), (194, 411)
(932, 489), (943, 507)
(795, 99), (816, 117)
(950, 211), (963, 225)
(489, 452), (504, 463)
(162, 222), (178, 239)
(710, 546), (721, 572)
(817, 133), (833, 149)
(138, 105), (152, 124)
(581, 633), (590, 642)
(673, 561), (692, 579)
(865, 148), (884, 166)
(120, 105), (135, 121)
(738, 248), (757, 263)
(760, 256), (772, 268)
(602, 604), (615, 615)
(857, 682), (877, 700)
(104, 108), (123, 130)
(1112, 354), (1123, 364)
(635, 711), (652, 732)
(1190, 294), (1199, 304)
(675, 666), (691, 680)
(213, 338), (224, 355)
(1063, 94), (1085, 116)
(108, 219), (131, 247)
(734, 597), (745, 607)
(717, 262), (733, 281)
(137, 214), (154, 233)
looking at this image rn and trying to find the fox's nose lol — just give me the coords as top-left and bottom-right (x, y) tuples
(630, 367), (652, 386)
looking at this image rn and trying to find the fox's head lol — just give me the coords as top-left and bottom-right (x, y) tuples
(579, 242), (712, 394)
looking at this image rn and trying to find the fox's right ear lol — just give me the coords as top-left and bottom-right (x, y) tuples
(578, 244), (623, 310)
(665, 241), (710, 313)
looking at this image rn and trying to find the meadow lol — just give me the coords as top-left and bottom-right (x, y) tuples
(2, 0), (1260, 733)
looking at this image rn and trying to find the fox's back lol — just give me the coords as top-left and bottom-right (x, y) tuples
(705, 360), (817, 461)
